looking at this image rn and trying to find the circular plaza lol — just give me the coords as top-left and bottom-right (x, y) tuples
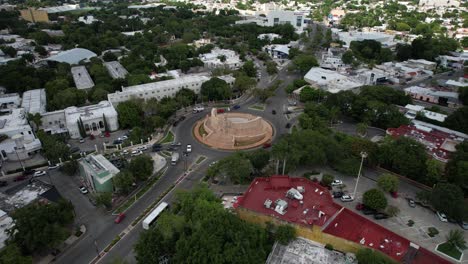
(193, 108), (273, 150)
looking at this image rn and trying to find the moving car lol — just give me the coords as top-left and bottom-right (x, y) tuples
(193, 106), (205, 113)
(340, 195), (354, 202)
(436, 211), (448, 222)
(171, 142), (182, 147)
(79, 138), (85, 143)
(233, 105), (241, 110)
(79, 186), (88, 194)
(186, 144), (192, 153)
(408, 198), (416, 208)
(271, 110), (276, 115)
(33, 170), (47, 177)
(131, 150), (143, 157)
(331, 180), (343, 186)
(152, 144), (162, 152)
(114, 213), (126, 224)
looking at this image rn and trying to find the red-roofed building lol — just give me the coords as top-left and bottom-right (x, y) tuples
(236, 175), (452, 264)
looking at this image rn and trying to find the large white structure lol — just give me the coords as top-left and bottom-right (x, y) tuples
(263, 44), (290, 59)
(236, 10), (310, 33)
(108, 74), (235, 105)
(41, 101), (119, 139)
(334, 30), (397, 48)
(79, 154), (120, 193)
(0, 93), (20, 113)
(0, 108), (41, 161)
(71, 66), (95, 90)
(199, 48), (242, 70)
(419, 0), (460, 9)
(21, 89), (46, 114)
(304, 67), (362, 93)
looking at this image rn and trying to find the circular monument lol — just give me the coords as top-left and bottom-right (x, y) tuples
(194, 108), (273, 150)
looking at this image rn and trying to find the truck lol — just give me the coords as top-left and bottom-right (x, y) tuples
(171, 152), (180, 165)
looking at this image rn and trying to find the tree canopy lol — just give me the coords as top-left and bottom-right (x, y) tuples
(363, 189), (388, 210)
(200, 77), (232, 101)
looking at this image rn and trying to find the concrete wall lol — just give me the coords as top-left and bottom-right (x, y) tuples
(237, 208), (364, 254)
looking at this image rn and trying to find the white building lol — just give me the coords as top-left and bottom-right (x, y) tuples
(404, 104), (448, 122)
(258, 33), (281, 41)
(103, 61), (128, 79)
(304, 67), (362, 93)
(0, 108), (42, 161)
(108, 74), (235, 105)
(41, 101), (119, 139)
(71, 66), (95, 90)
(263, 44), (290, 59)
(335, 30), (397, 48)
(236, 10), (310, 33)
(0, 93), (20, 113)
(21, 89), (46, 114)
(419, 0), (460, 9)
(438, 55), (467, 69)
(199, 48), (242, 70)
(78, 15), (99, 24)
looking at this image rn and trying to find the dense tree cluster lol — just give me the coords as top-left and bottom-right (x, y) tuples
(349, 40), (393, 64)
(134, 185), (272, 263)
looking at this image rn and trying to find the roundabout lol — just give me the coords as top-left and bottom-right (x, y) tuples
(193, 108), (273, 150)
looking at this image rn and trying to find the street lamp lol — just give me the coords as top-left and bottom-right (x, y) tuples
(352, 151), (368, 200)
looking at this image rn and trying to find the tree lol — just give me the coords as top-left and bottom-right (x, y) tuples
(395, 43), (412, 61)
(444, 106), (468, 134)
(321, 174), (334, 187)
(215, 152), (253, 184)
(8, 200), (74, 254)
(113, 171), (135, 194)
(251, 87), (275, 103)
(266, 60), (278, 75)
(233, 74), (256, 93)
(95, 192), (112, 209)
(356, 122), (368, 137)
(61, 160), (78, 176)
(36, 131), (70, 163)
(27, 112), (42, 131)
(342, 50), (354, 64)
(446, 142), (468, 192)
(128, 155), (153, 181)
(275, 225), (296, 245)
(116, 100), (143, 129)
(242, 60), (257, 77)
(200, 77), (231, 101)
(102, 52), (117, 62)
(247, 149), (270, 175)
(426, 159), (443, 184)
(363, 189), (388, 210)
(446, 230), (467, 250)
(292, 54), (319, 73)
(431, 183), (464, 221)
(377, 174), (399, 193)
(34, 45), (48, 56)
(0, 244), (32, 264)
(459, 86), (468, 105)
(1, 46), (16, 57)
(356, 248), (396, 264)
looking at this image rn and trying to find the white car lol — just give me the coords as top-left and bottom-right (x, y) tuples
(331, 180), (343, 186)
(340, 195), (354, 202)
(193, 106), (205, 113)
(48, 164), (61, 170)
(79, 186), (88, 194)
(79, 138), (85, 143)
(186, 144), (192, 153)
(131, 150), (143, 157)
(436, 211), (448, 222)
(33, 170), (47, 177)
(121, 150), (129, 155)
(209, 161), (218, 167)
(137, 145), (148, 151)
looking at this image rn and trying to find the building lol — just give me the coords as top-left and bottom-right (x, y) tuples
(0, 108), (41, 161)
(403, 104), (447, 122)
(387, 121), (467, 162)
(404, 86), (460, 108)
(38, 4), (80, 13)
(236, 10), (310, 33)
(71, 66), (95, 90)
(78, 15), (99, 24)
(104, 61), (128, 79)
(44, 48), (97, 65)
(199, 48), (242, 70)
(0, 210), (13, 250)
(258, 33), (281, 41)
(304, 67), (362, 93)
(263, 44), (290, 59)
(20, 8), (49, 23)
(437, 55), (466, 69)
(404, 59), (437, 71)
(41, 101), (119, 139)
(335, 30), (397, 48)
(79, 154), (120, 193)
(328, 8), (346, 25)
(418, 0), (460, 9)
(108, 74), (234, 105)
(320, 48), (346, 70)
(0, 93), (20, 113)
(21, 89), (46, 114)
(235, 175), (452, 264)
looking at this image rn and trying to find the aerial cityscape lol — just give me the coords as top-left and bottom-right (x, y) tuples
(0, 0), (467, 263)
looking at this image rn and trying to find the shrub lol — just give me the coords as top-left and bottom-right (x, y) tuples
(325, 243), (334, 250)
(275, 225), (296, 245)
(321, 174), (334, 187)
(408, 220), (414, 226)
(386, 205), (400, 217)
(428, 227), (439, 237)
(363, 189), (388, 210)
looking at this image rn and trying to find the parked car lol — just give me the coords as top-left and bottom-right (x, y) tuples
(363, 207), (377, 215)
(408, 198), (416, 208)
(173, 120), (180, 127)
(340, 195), (354, 202)
(114, 213), (126, 224)
(332, 191), (344, 198)
(113, 139), (123, 145)
(179, 116), (186, 121)
(186, 144), (192, 153)
(14, 175), (27, 182)
(70, 146), (80, 153)
(0, 181), (7, 187)
(331, 180), (343, 186)
(121, 149), (129, 155)
(374, 213), (390, 220)
(355, 203), (364, 210)
(233, 105), (241, 110)
(33, 170), (47, 177)
(79, 138), (85, 143)
(131, 150), (143, 157)
(99, 133), (105, 138)
(459, 221), (468, 230)
(152, 144), (162, 152)
(217, 109), (225, 114)
(271, 110), (276, 115)
(137, 145), (148, 151)
(79, 186), (88, 194)
(285, 123), (291, 128)
(390, 191), (398, 198)
(48, 164), (61, 170)
(263, 142), (272, 148)
(436, 211), (448, 222)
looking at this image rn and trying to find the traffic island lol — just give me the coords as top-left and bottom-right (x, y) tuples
(436, 242), (463, 261)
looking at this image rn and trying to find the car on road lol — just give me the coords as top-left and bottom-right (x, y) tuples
(137, 145), (148, 151)
(233, 105), (240, 110)
(186, 144), (192, 153)
(285, 123), (291, 128)
(79, 186), (88, 194)
(99, 133), (105, 138)
(271, 110), (276, 115)
(48, 164), (61, 170)
(209, 161), (218, 167)
(171, 142), (182, 147)
(408, 198), (416, 208)
(179, 116), (186, 121)
(70, 146), (80, 153)
(118, 136), (128, 141)
(121, 149), (129, 155)
(152, 144), (162, 152)
(33, 171), (47, 177)
(332, 191), (344, 198)
(340, 195), (354, 202)
(459, 221), (468, 230)
(331, 180), (343, 186)
(79, 138), (85, 143)
(114, 213), (126, 224)
(131, 150), (143, 157)
(217, 109), (225, 114)
(436, 211), (448, 222)
(167, 146), (177, 151)
(113, 139), (123, 145)
(363, 207), (377, 215)
(173, 120), (180, 127)
(374, 213), (389, 220)
(0, 181), (7, 187)
(193, 106), (205, 113)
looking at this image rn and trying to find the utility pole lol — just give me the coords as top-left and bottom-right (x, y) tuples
(352, 151), (368, 199)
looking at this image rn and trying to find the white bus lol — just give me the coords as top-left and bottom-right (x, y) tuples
(142, 202), (169, 230)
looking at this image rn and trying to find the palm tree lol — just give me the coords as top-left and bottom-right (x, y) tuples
(356, 122), (368, 137)
(446, 230), (467, 250)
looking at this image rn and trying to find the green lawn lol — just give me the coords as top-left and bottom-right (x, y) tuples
(249, 104), (265, 111)
(159, 131), (174, 144)
(436, 243), (462, 260)
(195, 156), (206, 164)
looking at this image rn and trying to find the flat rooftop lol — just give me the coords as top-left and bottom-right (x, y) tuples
(104, 61), (128, 79)
(21, 89), (46, 114)
(71, 66), (95, 90)
(237, 176), (341, 227)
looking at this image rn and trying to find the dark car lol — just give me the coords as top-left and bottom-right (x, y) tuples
(179, 116), (186, 121)
(114, 213), (126, 224)
(173, 120), (180, 127)
(285, 123), (291, 128)
(152, 144), (162, 152)
(113, 139), (123, 145)
(14, 175), (27, 182)
(332, 191), (344, 198)
(263, 142), (272, 148)
(0, 181), (7, 187)
(271, 110), (276, 115)
(363, 207), (377, 215)
(374, 213), (389, 220)
(23, 170), (34, 177)
(233, 105), (241, 110)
